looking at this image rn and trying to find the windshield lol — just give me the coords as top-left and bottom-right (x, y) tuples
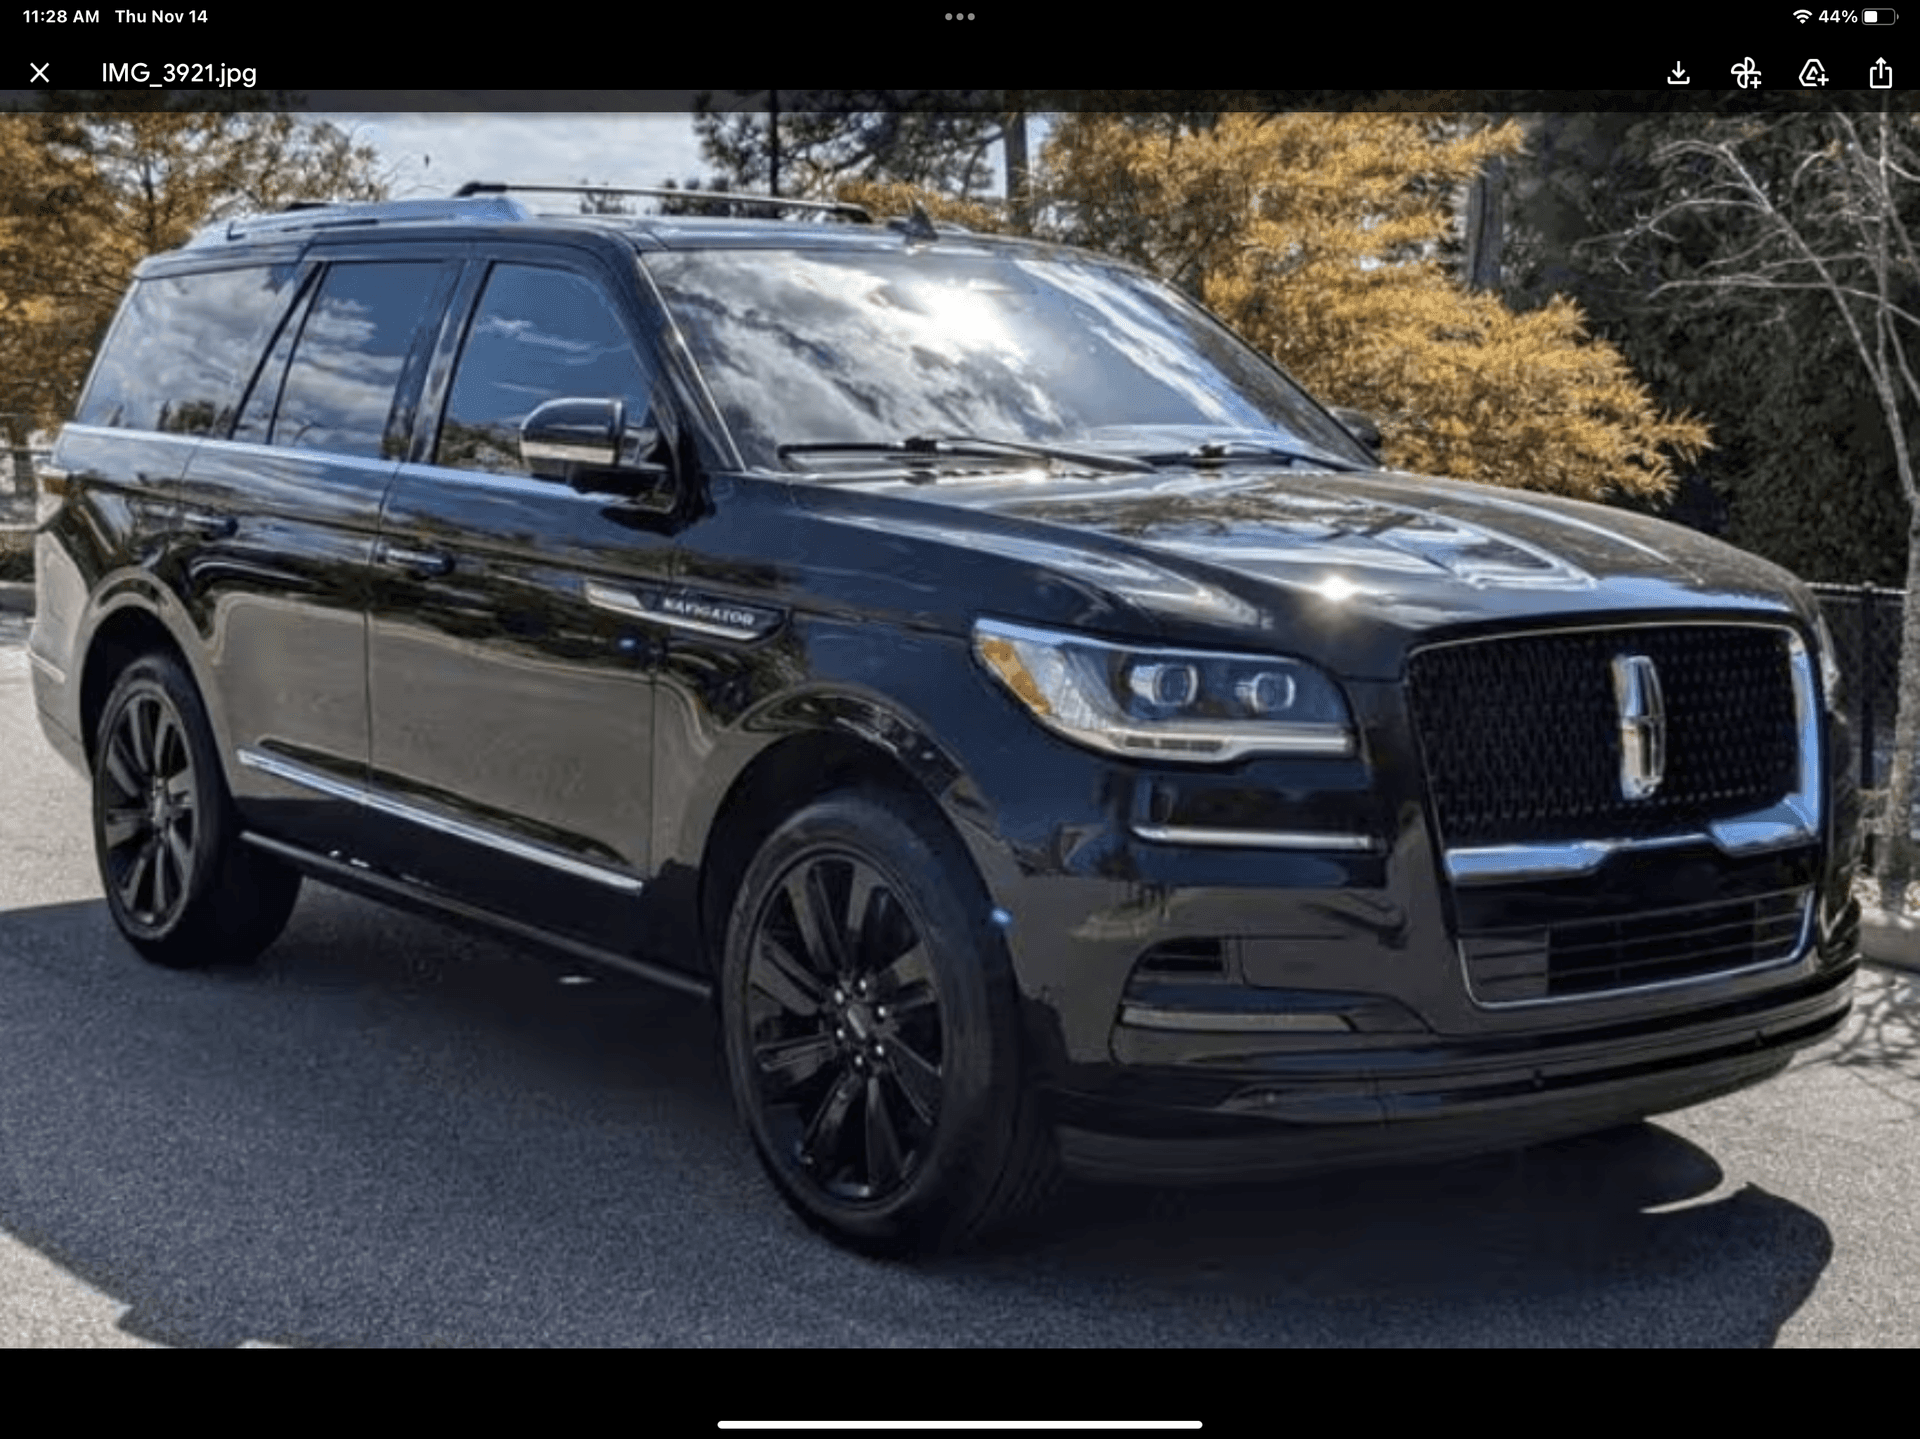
(642, 247), (1374, 473)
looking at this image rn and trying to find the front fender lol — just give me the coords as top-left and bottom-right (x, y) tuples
(651, 618), (1011, 886)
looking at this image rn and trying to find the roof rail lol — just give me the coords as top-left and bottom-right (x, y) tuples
(453, 181), (874, 223)
(185, 195), (534, 247)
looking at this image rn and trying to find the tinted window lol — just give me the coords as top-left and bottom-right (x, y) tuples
(436, 264), (652, 475)
(231, 278), (314, 446)
(74, 264), (304, 435)
(643, 249), (1371, 471)
(272, 262), (446, 460)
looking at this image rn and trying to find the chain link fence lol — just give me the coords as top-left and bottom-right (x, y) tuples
(1810, 583), (1905, 798)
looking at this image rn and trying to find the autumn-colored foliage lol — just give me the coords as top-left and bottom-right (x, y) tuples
(0, 104), (385, 437)
(832, 179), (1011, 235)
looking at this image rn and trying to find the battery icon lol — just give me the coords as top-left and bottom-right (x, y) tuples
(1865, 8), (1897, 22)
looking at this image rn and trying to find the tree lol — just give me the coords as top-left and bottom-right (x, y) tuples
(1603, 107), (1920, 909)
(576, 180), (636, 215)
(692, 92), (1011, 203)
(830, 178), (1010, 234)
(1493, 114), (1905, 585)
(1003, 98), (1032, 232)
(1032, 112), (1709, 501)
(0, 99), (385, 437)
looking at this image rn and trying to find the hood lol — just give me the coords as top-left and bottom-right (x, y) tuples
(800, 461), (1818, 674)
(881, 463), (1809, 629)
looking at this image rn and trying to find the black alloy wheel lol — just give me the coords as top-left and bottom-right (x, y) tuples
(92, 654), (302, 968)
(97, 684), (198, 931)
(745, 848), (946, 1202)
(721, 790), (1058, 1257)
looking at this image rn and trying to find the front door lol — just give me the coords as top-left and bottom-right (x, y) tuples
(362, 253), (676, 951)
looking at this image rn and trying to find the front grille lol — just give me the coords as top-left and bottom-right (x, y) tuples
(1407, 625), (1800, 849)
(1461, 887), (1812, 1004)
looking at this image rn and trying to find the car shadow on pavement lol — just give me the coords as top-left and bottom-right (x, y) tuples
(959, 1127), (1830, 1347)
(0, 889), (1837, 1348)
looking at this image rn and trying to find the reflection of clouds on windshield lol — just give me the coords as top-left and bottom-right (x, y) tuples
(301, 297), (379, 352)
(649, 249), (1355, 472)
(658, 254), (1070, 459)
(1021, 260), (1253, 431)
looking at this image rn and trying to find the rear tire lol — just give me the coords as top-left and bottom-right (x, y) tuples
(91, 653), (301, 969)
(720, 788), (1059, 1257)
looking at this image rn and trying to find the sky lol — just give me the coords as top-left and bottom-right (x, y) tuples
(327, 115), (712, 199)
(322, 111), (1033, 203)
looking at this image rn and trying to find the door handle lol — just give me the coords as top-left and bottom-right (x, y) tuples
(180, 510), (237, 540)
(377, 543), (454, 577)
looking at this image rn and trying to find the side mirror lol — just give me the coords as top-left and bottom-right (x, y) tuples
(1328, 406), (1383, 456)
(522, 397), (621, 471)
(521, 398), (678, 512)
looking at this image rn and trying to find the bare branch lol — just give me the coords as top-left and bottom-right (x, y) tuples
(1886, 309), (1920, 512)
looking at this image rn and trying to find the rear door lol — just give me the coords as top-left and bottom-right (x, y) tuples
(180, 249), (460, 856)
(361, 244), (677, 950)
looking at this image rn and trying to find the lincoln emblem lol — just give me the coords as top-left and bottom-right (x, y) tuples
(1610, 653), (1666, 800)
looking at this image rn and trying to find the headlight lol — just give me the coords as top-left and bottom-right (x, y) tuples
(972, 618), (1355, 762)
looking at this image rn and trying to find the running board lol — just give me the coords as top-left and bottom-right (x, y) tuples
(241, 831), (713, 1002)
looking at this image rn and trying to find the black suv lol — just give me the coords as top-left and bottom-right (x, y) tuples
(28, 187), (1861, 1255)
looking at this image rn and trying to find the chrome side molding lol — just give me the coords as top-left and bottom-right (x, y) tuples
(235, 747), (645, 894)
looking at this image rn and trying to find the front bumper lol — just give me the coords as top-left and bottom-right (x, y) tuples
(1050, 957), (1852, 1182)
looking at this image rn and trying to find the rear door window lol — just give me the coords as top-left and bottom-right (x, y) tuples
(271, 261), (450, 460)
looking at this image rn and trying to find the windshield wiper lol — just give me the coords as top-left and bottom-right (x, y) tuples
(1135, 438), (1361, 472)
(777, 433), (1152, 477)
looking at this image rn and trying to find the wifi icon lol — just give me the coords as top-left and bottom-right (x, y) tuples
(1795, 8), (1812, 18)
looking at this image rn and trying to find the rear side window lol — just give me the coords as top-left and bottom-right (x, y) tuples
(270, 261), (448, 460)
(74, 264), (304, 435)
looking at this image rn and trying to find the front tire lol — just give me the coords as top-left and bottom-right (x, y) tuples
(92, 653), (301, 969)
(720, 789), (1058, 1257)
